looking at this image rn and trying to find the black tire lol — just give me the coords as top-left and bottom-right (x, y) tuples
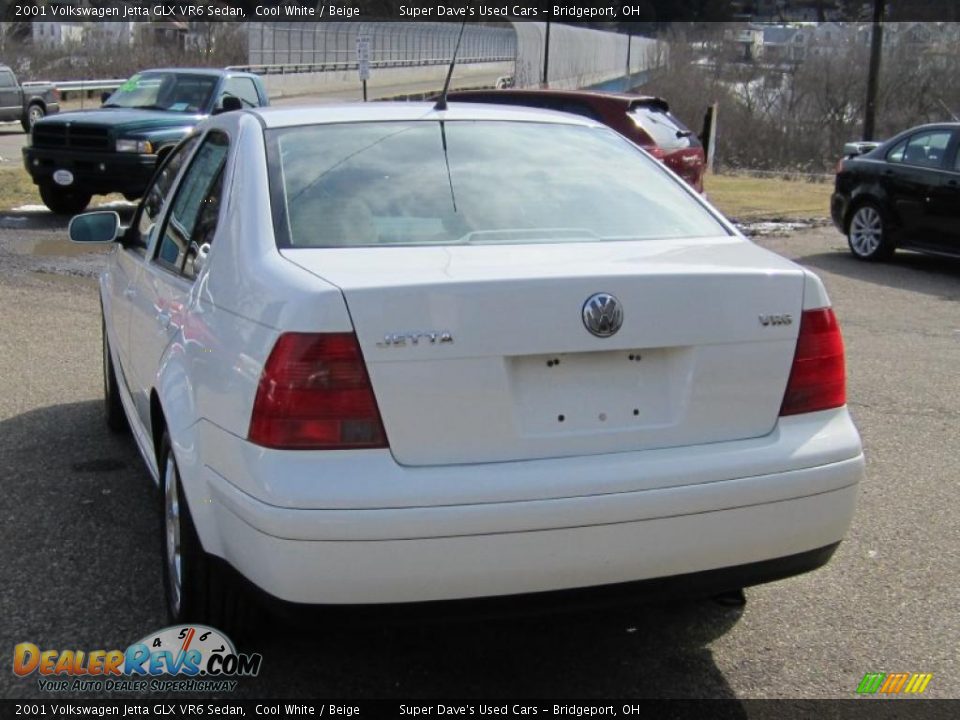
(21, 103), (45, 133)
(102, 316), (129, 434)
(846, 201), (895, 261)
(38, 182), (91, 216)
(159, 430), (258, 634)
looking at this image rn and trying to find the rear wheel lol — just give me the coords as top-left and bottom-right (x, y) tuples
(21, 103), (45, 132)
(39, 182), (91, 216)
(847, 202), (895, 261)
(102, 316), (128, 434)
(160, 431), (257, 634)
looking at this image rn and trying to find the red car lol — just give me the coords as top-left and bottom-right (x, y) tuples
(447, 89), (706, 192)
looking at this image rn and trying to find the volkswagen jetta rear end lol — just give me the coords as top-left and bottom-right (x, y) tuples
(142, 105), (864, 618)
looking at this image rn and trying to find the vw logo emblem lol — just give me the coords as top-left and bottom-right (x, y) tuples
(582, 293), (623, 337)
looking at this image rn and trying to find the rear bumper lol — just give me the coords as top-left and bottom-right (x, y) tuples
(831, 191), (848, 232)
(187, 409), (864, 605)
(22, 146), (156, 196)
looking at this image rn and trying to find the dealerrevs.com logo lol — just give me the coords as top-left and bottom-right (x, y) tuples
(13, 625), (262, 693)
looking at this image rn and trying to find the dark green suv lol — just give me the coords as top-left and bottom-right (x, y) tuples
(23, 68), (268, 214)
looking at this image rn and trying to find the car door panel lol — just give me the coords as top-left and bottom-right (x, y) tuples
(127, 132), (229, 431)
(923, 132), (960, 253)
(882, 130), (952, 246)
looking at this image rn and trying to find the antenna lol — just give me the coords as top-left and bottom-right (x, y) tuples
(434, 21), (467, 111)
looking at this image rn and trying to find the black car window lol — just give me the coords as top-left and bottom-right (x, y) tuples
(901, 131), (952, 169)
(156, 132), (229, 279)
(132, 135), (201, 250)
(628, 107), (700, 150)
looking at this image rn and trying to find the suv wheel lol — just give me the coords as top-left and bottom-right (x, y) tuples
(38, 183), (92, 216)
(847, 202), (895, 261)
(21, 103), (45, 132)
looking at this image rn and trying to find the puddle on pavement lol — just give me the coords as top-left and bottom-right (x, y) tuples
(9, 237), (111, 257)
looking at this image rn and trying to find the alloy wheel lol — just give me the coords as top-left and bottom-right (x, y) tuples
(849, 206), (882, 257)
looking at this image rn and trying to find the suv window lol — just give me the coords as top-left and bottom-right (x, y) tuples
(134, 135), (201, 248)
(221, 77), (260, 109)
(156, 132), (229, 279)
(628, 107), (699, 151)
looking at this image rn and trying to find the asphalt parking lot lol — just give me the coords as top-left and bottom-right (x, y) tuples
(0, 215), (957, 701)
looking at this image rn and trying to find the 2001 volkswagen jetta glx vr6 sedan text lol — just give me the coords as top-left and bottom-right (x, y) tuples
(69, 102), (864, 627)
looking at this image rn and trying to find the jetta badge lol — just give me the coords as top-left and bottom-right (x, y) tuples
(582, 293), (623, 338)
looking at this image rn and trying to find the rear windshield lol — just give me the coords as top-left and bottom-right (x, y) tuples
(628, 107), (701, 151)
(266, 121), (726, 248)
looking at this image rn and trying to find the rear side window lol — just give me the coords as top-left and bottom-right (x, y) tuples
(156, 132), (229, 278)
(628, 107), (700, 151)
(266, 120), (727, 249)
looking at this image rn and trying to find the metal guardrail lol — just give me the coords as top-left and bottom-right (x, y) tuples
(227, 57), (514, 75)
(48, 79), (126, 92)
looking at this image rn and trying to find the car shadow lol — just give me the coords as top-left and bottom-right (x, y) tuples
(249, 601), (748, 700)
(798, 248), (960, 302)
(0, 400), (747, 705)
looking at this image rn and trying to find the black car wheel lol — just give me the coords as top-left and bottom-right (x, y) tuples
(847, 202), (895, 261)
(21, 103), (45, 132)
(38, 183), (92, 216)
(102, 316), (129, 434)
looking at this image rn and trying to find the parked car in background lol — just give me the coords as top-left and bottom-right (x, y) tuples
(447, 89), (707, 192)
(23, 68), (268, 215)
(0, 64), (59, 132)
(832, 122), (960, 261)
(68, 102), (862, 627)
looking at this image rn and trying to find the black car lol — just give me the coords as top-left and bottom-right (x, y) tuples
(831, 122), (960, 261)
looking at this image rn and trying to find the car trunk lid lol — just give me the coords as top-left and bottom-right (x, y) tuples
(281, 237), (805, 467)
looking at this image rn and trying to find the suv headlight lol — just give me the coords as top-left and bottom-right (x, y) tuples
(116, 139), (153, 154)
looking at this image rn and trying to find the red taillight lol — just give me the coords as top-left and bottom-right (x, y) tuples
(780, 308), (847, 416)
(248, 333), (387, 450)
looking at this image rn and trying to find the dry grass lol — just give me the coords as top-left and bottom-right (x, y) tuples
(1, 163), (835, 219)
(0, 165), (42, 210)
(705, 173), (832, 221)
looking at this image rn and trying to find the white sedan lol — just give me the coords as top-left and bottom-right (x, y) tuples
(70, 102), (864, 627)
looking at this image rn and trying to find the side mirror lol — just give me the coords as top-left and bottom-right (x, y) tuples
(213, 96), (243, 115)
(101, 91), (112, 104)
(69, 211), (121, 244)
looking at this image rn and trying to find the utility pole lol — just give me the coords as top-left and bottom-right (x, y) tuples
(542, 22), (550, 87)
(863, 0), (884, 141)
(626, 32), (632, 85)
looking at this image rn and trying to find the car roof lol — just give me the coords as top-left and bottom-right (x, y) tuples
(249, 102), (604, 129)
(138, 67), (246, 77)
(448, 88), (670, 112)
